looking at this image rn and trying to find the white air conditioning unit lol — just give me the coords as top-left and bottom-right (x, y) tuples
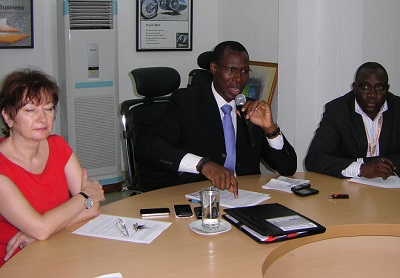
(57, 0), (122, 186)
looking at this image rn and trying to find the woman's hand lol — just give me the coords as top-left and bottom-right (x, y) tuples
(4, 231), (35, 262)
(80, 168), (105, 203)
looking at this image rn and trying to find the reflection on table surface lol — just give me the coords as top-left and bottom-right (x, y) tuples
(1, 172), (400, 277)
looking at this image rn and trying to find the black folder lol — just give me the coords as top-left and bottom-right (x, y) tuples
(223, 203), (326, 243)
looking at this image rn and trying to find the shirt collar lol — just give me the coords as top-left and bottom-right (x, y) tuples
(211, 82), (235, 109)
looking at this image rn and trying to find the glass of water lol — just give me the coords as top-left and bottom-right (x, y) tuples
(200, 186), (220, 231)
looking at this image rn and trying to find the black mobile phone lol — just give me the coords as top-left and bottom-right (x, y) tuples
(291, 183), (311, 192)
(194, 206), (202, 219)
(293, 187), (319, 197)
(174, 204), (194, 218)
(140, 207), (170, 217)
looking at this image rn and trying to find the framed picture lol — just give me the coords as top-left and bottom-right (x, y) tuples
(0, 0), (33, 49)
(136, 0), (192, 51)
(242, 61), (278, 104)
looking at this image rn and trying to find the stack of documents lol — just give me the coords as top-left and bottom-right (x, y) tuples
(185, 189), (270, 208)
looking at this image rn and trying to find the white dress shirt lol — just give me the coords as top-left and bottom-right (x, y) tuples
(341, 100), (388, 177)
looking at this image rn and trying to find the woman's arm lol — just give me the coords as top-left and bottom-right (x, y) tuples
(0, 156), (104, 240)
(64, 153), (104, 224)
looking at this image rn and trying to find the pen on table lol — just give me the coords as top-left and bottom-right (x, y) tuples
(188, 199), (201, 204)
(329, 194), (349, 199)
(380, 158), (400, 177)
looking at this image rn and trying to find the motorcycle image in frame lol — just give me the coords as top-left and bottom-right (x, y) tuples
(141, 0), (188, 20)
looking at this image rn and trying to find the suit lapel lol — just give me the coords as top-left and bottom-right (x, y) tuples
(349, 95), (368, 155)
(199, 87), (225, 142)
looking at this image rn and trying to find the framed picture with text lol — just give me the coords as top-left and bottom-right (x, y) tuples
(0, 0), (33, 49)
(136, 0), (192, 51)
(242, 61), (278, 104)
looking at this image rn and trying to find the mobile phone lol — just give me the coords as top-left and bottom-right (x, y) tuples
(140, 207), (170, 217)
(173, 204), (194, 218)
(293, 187), (319, 197)
(194, 206), (202, 219)
(291, 183), (311, 192)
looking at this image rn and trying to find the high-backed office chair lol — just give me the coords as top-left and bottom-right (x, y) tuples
(120, 67), (181, 193)
(187, 51), (213, 87)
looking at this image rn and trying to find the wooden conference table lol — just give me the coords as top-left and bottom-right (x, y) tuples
(1, 172), (400, 277)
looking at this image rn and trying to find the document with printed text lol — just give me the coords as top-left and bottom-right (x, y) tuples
(73, 214), (171, 244)
(349, 176), (400, 189)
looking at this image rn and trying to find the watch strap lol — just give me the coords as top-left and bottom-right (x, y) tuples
(197, 157), (211, 174)
(79, 192), (89, 199)
(266, 124), (281, 139)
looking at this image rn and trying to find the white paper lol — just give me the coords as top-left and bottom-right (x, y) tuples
(266, 215), (318, 231)
(95, 273), (123, 278)
(262, 176), (310, 193)
(349, 176), (400, 189)
(185, 189), (270, 208)
(72, 214), (171, 244)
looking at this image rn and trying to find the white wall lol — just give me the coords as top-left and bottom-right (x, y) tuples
(1, 0), (400, 175)
(216, 0), (279, 63)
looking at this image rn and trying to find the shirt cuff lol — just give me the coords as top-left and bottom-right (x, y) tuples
(341, 158), (364, 177)
(266, 134), (284, 150)
(179, 153), (203, 174)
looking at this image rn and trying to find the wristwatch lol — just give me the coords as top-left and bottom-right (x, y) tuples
(265, 124), (281, 139)
(79, 192), (94, 209)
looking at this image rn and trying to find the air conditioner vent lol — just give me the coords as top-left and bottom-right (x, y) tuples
(69, 1), (113, 30)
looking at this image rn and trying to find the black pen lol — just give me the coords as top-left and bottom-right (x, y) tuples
(381, 158), (400, 177)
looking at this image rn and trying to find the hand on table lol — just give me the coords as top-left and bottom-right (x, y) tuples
(4, 231), (35, 262)
(360, 157), (397, 179)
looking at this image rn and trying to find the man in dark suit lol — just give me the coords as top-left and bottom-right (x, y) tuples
(305, 62), (400, 179)
(136, 41), (297, 197)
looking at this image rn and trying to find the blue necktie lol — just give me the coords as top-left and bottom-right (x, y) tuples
(221, 105), (236, 172)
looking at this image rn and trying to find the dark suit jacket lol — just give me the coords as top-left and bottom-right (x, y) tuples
(136, 83), (297, 186)
(305, 91), (400, 178)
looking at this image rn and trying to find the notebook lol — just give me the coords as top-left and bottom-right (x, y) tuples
(223, 203), (326, 243)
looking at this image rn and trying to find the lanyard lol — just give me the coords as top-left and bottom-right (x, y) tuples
(365, 113), (383, 157)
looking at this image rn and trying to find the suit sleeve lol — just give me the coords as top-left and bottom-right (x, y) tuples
(263, 134), (297, 176)
(305, 103), (355, 178)
(135, 91), (191, 174)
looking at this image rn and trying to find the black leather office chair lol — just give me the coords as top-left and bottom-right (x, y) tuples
(187, 51), (213, 87)
(120, 67), (181, 193)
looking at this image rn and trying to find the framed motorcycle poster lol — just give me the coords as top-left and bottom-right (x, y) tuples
(136, 0), (193, 51)
(0, 0), (33, 49)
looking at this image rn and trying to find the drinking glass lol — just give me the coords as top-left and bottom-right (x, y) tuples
(200, 186), (220, 231)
